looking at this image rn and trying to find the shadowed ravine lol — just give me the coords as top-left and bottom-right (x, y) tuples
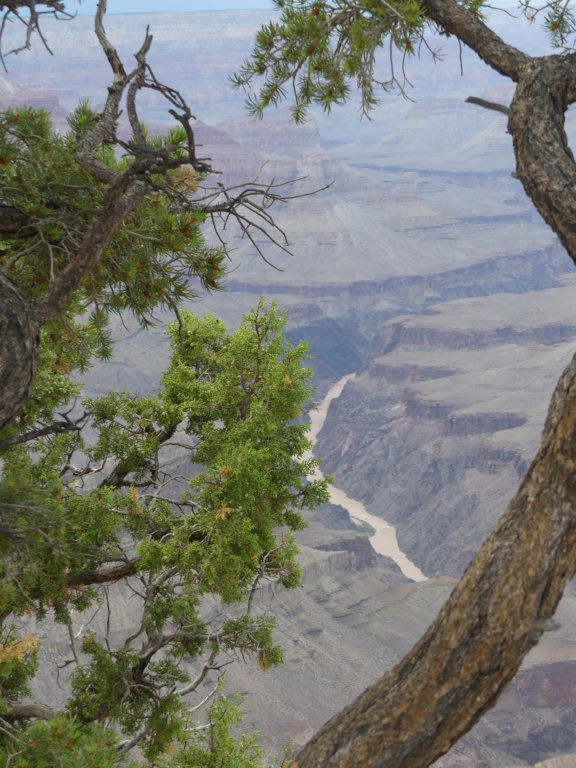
(307, 374), (427, 582)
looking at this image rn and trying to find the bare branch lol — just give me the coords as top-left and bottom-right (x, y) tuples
(0, 1), (74, 71)
(466, 95), (511, 116)
(0, 409), (89, 448)
(246, 546), (280, 616)
(190, 173), (333, 268)
(176, 646), (220, 698)
(117, 726), (149, 755)
(1, 700), (54, 721)
(188, 682), (219, 713)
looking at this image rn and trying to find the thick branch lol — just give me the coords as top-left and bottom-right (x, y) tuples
(72, 0), (129, 185)
(98, 421), (178, 490)
(466, 95), (510, 116)
(2, 700), (55, 720)
(421, 0), (529, 81)
(0, 8), (148, 430)
(0, 203), (36, 238)
(68, 558), (139, 586)
(0, 410), (88, 448)
(31, 179), (145, 325)
(0, 2), (218, 432)
(293, 351), (576, 767)
(0, 275), (39, 431)
(509, 54), (576, 268)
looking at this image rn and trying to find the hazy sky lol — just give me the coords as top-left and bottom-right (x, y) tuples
(77, 1), (275, 12)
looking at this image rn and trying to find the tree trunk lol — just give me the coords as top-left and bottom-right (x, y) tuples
(0, 180), (144, 433)
(0, 275), (40, 431)
(509, 54), (576, 266)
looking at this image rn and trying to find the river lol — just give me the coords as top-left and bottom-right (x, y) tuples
(307, 373), (428, 583)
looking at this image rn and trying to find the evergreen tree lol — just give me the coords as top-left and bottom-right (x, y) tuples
(0, 298), (327, 765)
(0, 2), (329, 764)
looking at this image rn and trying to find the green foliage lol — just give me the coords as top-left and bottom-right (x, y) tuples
(0, 439), (116, 622)
(157, 303), (323, 601)
(0, 715), (136, 768)
(232, 0), (576, 120)
(69, 634), (187, 760)
(160, 694), (267, 768)
(0, 626), (39, 712)
(521, 0), (576, 48)
(0, 21), (329, 767)
(0, 103), (226, 369)
(0, 298), (328, 763)
(231, 0), (429, 121)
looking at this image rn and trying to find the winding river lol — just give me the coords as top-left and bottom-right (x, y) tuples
(307, 374), (428, 583)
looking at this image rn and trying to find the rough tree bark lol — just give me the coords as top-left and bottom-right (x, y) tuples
(0, 276), (41, 434)
(0, 180), (146, 431)
(291, 3), (576, 768)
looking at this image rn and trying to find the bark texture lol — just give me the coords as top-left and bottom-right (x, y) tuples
(0, 204), (36, 238)
(423, 0), (528, 79)
(0, 180), (145, 432)
(425, 0), (576, 264)
(0, 276), (40, 431)
(68, 558), (139, 586)
(3, 1), (576, 764)
(2, 701), (55, 721)
(509, 54), (576, 266)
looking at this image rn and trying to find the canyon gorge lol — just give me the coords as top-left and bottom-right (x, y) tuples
(4, 6), (576, 766)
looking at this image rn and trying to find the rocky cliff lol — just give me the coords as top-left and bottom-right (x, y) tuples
(316, 280), (576, 577)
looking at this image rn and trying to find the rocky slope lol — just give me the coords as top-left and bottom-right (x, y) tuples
(316, 278), (576, 577)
